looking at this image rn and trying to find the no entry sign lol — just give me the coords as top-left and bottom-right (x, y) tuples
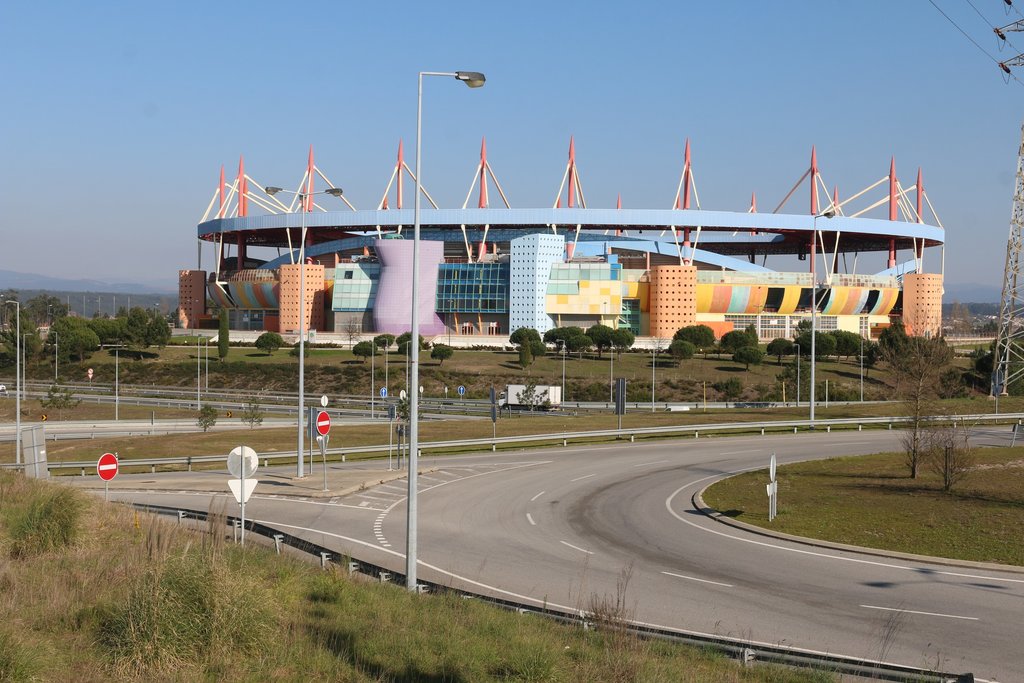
(97, 452), (118, 481)
(315, 411), (331, 436)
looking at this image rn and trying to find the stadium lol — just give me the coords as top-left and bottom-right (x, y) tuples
(179, 139), (945, 343)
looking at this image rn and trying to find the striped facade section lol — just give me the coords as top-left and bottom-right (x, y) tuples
(227, 282), (279, 310)
(869, 289), (899, 316)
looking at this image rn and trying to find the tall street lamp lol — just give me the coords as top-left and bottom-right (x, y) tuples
(3, 299), (20, 465)
(53, 330), (58, 383)
(265, 185), (345, 477)
(809, 210), (834, 428)
(794, 342), (800, 407)
(407, 69), (485, 592)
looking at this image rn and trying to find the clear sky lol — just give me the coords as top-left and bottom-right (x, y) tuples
(1, 1), (1021, 292)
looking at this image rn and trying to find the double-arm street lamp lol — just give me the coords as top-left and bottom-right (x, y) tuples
(407, 70), (485, 592)
(265, 185), (345, 477)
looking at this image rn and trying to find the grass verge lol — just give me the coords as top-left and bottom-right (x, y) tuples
(702, 446), (1024, 566)
(0, 471), (832, 682)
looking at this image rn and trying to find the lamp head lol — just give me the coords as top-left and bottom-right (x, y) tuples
(818, 209), (836, 219)
(264, 186), (284, 196)
(325, 187), (344, 197)
(455, 71), (486, 88)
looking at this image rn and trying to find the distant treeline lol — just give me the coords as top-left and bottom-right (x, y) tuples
(942, 302), (998, 316)
(2, 289), (175, 319)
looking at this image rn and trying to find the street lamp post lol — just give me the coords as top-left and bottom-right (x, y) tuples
(115, 346), (120, 421)
(860, 335), (864, 402)
(407, 69), (485, 593)
(448, 299), (454, 346)
(5, 300), (20, 465)
(265, 185), (345, 478)
(196, 334), (201, 409)
(651, 341), (658, 413)
(794, 342), (800, 407)
(53, 331), (58, 383)
(809, 210), (834, 429)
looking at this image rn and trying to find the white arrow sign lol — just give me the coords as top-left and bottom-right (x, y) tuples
(228, 478), (259, 504)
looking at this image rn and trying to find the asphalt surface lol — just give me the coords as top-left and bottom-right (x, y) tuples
(76, 427), (1023, 682)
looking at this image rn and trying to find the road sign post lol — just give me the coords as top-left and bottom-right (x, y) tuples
(316, 434), (330, 492)
(614, 378), (627, 431)
(766, 453), (778, 522)
(97, 452), (118, 502)
(387, 403), (397, 470)
(457, 384), (465, 401)
(227, 446), (259, 545)
(315, 410), (331, 436)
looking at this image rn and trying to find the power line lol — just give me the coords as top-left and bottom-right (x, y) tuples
(927, 0), (1024, 86)
(963, 0), (1024, 54)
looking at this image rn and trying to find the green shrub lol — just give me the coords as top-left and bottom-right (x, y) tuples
(5, 486), (84, 558)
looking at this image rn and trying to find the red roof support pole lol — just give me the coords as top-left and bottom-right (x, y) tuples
(888, 157), (898, 268)
(479, 137), (489, 255)
(306, 145), (315, 213)
(397, 140), (404, 210)
(615, 193), (622, 236)
(567, 137), (576, 208)
(682, 139), (692, 263)
(237, 156), (247, 269)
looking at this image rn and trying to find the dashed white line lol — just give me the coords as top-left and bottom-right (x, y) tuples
(859, 605), (979, 621)
(570, 473), (596, 482)
(560, 540), (593, 555)
(526, 513), (536, 526)
(633, 460), (669, 467)
(661, 571), (733, 588)
(530, 491), (546, 502)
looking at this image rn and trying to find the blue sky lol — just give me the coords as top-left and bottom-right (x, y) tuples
(1, 1), (1021, 294)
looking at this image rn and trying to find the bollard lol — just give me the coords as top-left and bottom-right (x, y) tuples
(151, 465), (156, 474)
(630, 435), (635, 442)
(827, 426), (831, 433)
(348, 561), (359, 574)
(263, 459), (268, 467)
(761, 428), (764, 436)
(273, 534), (284, 555)
(379, 571), (391, 583)
(187, 457), (192, 472)
(888, 422), (892, 430)
(695, 431), (699, 439)
(232, 520), (241, 543)
(320, 552), (331, 570)
(793, 427), (797, 434)
(492, 444), (496, 452)
(81, 467), (86, 477)
(177, 510), (186, 525)
(563, 439), (567, 447)
(858, 424), (862, 431)
(415, 584), (429, 594)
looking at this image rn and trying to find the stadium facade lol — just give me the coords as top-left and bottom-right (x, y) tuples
(180, 140), (944, 342)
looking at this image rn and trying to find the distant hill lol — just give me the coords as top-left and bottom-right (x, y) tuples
(0, 269), (174, 294)
(943, 281), (1000, 304)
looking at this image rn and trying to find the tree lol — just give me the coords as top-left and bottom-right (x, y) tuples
(40, 384), (80, 421)
(373, 334), (396, 352)
(862, 340), (880, 378)
(197, 405), (217, 432)
(343, 318), (362, 348)
(878, 320), (909, 358)
(509, 327), (542, 347)
(586, 324), (615, 358)
(516, 380), (549, 411)
(883, 337), (954, 479)
(518, 342), (534, 371)
(289, 341), (311, 357)
(830, 330), (861, 361)
(49, 317), (99, 361)
(565, 332), (593, 357)
(544, 326), (586, 345)
(610, 329), (635, 356)
(24, 294), (68, 327)
(124, 307), (152, 348)
(430, 344), (454, 365)
(87, 317), (126, 346)
(674, 325), (716, 358)
(669, 339), (695, 366)
(241, 398), (265, 429)
(353, 341), (376, 362)
(255, 332), (284, 355)
(146, 310), (171, 348)
(794, 329), (837, 360)
(218, 310), (229, 360)
(733, 346), (764, 370)
(766, 338), (793, 365)
(924, 420), (973, 492)
(396, 332), (426, 351)
(720, 329), (753, 355)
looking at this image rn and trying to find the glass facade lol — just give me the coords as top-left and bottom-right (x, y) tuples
(619, 298), (640, 333)
(332, 264), (380, 311)
(436, 263), (510, 313)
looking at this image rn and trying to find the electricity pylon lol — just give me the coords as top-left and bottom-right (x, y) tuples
(992, 122), (1024, 395)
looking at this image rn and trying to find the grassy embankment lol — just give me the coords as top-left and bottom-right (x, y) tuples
(0, 472), (832, 682)
(702, 446), (1024, 566)
(14, 343), (963, 404)
(5, 395), (1022, 467)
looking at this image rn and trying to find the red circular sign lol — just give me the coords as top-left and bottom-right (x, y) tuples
(97, 452), (118, 481)
(315, 411), (331, 436)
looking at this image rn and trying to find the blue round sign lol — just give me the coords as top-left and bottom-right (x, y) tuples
(379, 387), (388, 398)
(457, 385), (466, 396)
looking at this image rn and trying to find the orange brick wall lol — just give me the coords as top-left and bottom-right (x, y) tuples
(178, 270), (207, 329)
(902, 273), (943, 337)
(279, 264), (325, 334)
(649, 265), (697, 338)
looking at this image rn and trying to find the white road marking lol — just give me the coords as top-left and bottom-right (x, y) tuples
(860, 605), (979, 621)
(526, 513), (536, 526)
(560, 540), (593, 555)
(664, 473), (1024, 585)
(662, 571), (733, 588)
(719, 449), (757, 456)
(358, 501), (369, 507)
(633, 460), (669, 467)
(354, 493), (398, 502)
(254, 518), (988, 681)
(570, 473), (596, 482)
(530, 490), (546, 502)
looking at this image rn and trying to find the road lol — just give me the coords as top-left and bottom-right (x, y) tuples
(93, 427), (1021, 681)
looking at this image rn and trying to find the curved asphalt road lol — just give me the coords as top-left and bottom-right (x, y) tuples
(108, 427), (1023, 681)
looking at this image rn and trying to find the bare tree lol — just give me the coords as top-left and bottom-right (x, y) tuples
(343, 317), (362, 349)
(924, 419), (973, 492)
(882, 337), (953, 479)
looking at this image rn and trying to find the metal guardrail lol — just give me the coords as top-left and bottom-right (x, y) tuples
(131, 502), (974, 683)
(16, 412), (1023, 475)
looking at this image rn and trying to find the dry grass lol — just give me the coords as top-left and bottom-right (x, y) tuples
(0, 471), (832, 682)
